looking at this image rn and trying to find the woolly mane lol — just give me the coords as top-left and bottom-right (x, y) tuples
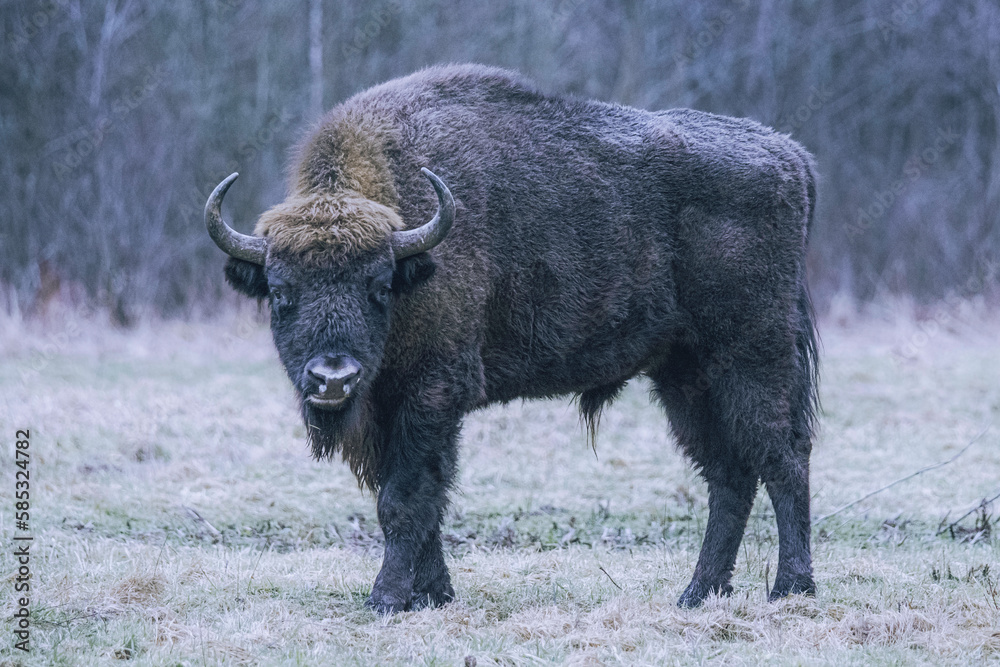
(254, 191), (403, 261)
(255, 107), (405, 261)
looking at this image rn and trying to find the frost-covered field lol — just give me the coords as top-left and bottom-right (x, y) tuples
(1, 310), (998, 665)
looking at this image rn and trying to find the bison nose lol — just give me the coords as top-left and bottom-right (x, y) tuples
(305, 355), (362, 409)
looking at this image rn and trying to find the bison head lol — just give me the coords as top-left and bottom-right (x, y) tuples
(204, 169), (454, 460)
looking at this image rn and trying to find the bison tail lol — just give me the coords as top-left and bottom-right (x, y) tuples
(804, 151), (819, 235)
(799, 151), (820, 436)
(797, 283), (821, 439)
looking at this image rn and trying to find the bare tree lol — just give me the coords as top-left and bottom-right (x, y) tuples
(310, 0), (324, 120)
(1, 0), (997, 320)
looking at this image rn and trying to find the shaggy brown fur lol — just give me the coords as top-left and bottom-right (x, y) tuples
(254, 107), (405, 261)
(219, 64), (819, 614)
(255, 192), (403, 261)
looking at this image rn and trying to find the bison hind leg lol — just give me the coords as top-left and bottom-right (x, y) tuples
(577, 379), (629, 451)
(652, 337), (816, 606)
(649, 345), (761, 608)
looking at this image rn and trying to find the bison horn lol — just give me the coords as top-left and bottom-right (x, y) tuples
(391, 168), (455, 260)
(204, 173), (268, 266)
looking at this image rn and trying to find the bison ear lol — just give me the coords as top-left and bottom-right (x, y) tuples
(224, 257), (269, 299)
(392, 252), (437, 293)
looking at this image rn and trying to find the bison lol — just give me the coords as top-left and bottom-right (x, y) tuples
(204, 64), (819, 613)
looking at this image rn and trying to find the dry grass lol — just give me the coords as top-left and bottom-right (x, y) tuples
(1, 303), (999, 665)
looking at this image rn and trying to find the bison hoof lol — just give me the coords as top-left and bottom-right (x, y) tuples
(768, 574), (816, 602)
(677, 580), (733, 608)
(411, 584), (455, 610)
(367, 586), (454, 614)
(366, 590), (412, 615)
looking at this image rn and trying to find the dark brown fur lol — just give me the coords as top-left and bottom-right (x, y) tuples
(222, 64), (819, 613)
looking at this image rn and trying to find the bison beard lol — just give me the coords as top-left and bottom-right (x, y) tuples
(205, 63), (820, 614)
(301, 395), (380, 488)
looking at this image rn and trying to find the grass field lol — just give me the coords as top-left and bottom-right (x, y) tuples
(1, 305), (999, 665)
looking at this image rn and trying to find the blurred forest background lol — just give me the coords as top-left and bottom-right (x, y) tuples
(2, 0), (998, 324)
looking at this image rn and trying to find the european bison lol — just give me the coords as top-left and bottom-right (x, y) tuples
(205, 64), (819, 613)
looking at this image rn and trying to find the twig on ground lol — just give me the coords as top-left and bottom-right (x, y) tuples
(598, 565), (622, 590)
(183, 505), (223, 540)
(814, 421), (992, 525)
(764, 560), (771, 599)
(247, 538), (269, 594)
(937, 490), (1000, 536)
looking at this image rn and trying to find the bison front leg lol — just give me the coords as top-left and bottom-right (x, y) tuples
(368, 420), (458, 614)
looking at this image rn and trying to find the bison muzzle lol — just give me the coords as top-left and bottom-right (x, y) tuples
(204, 64), (819, 613)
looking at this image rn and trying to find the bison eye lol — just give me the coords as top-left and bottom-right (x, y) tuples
(269, 284), (292, 310)
(370, 282), (392, 308)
